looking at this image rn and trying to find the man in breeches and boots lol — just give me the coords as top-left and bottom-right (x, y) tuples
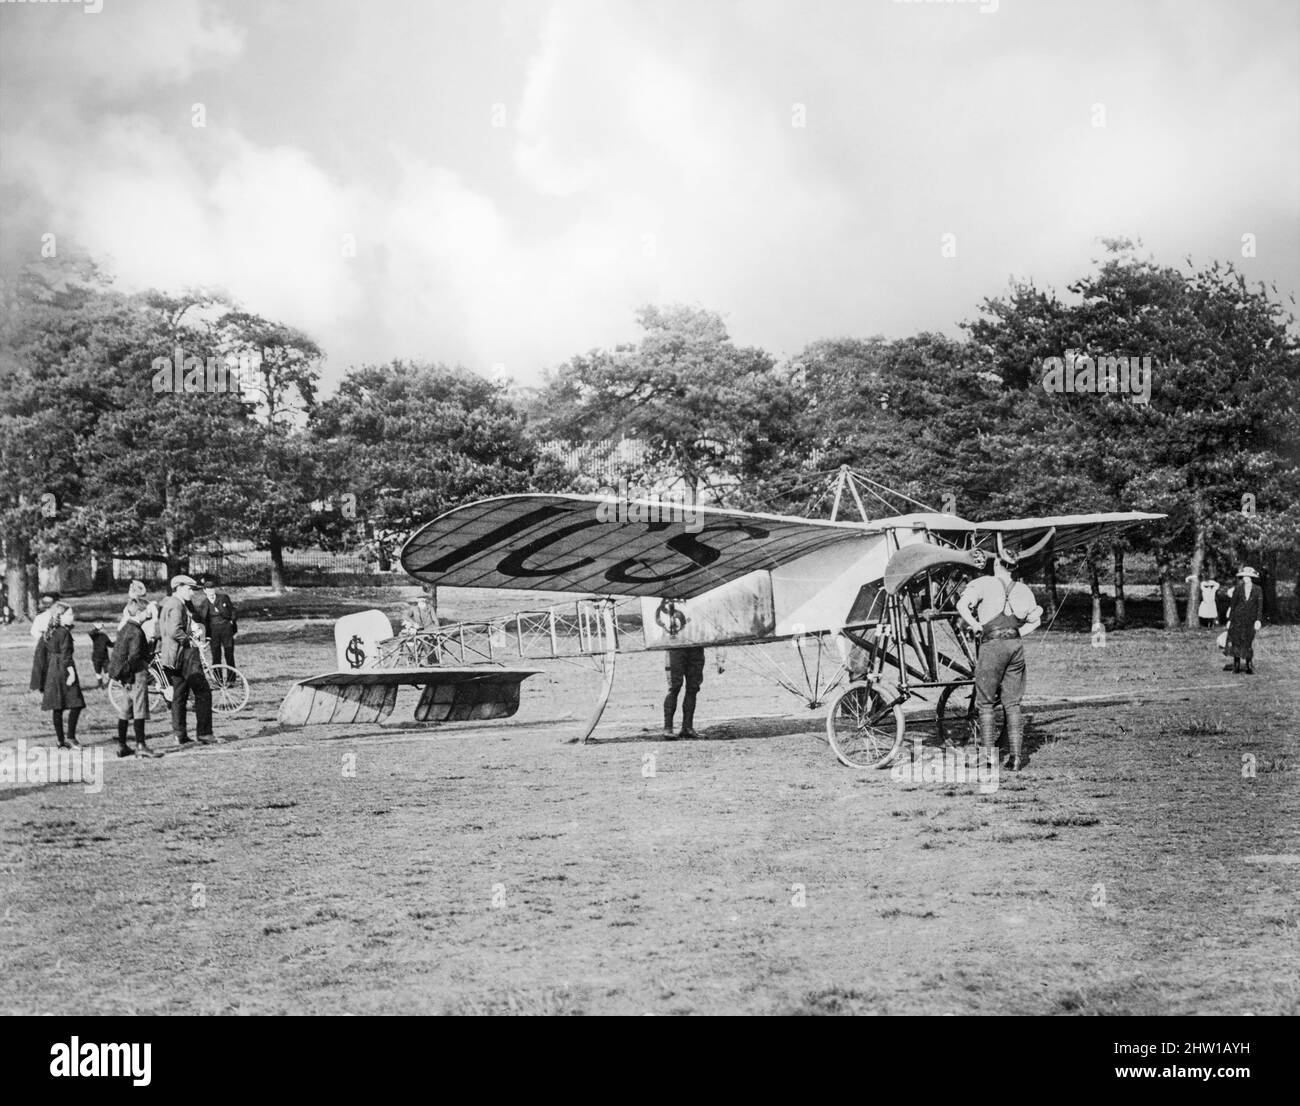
(663, 645), (706, 740)
(957, 535), (1045, 772)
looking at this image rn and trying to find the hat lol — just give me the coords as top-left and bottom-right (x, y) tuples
(170, 574), (199, 589)
(1236, 566), (1260, 579)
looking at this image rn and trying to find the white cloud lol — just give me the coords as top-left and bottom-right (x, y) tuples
(0, 0), (242, 96)
(0, 0), (1295, 386)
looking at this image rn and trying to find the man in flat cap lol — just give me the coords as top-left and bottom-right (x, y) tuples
(158, 575), (216, 745)
(1223, 566), (1263, 675)
(956, 537), (1044, 772)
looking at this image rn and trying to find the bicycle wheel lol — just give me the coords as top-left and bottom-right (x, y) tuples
(150, 666), (172, 705)
(208, 665), (250, 714)
(825, 681), (905, 769)
(107, 679), (124, 712)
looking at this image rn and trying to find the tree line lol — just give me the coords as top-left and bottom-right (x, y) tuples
(2, 240), (1296, 629)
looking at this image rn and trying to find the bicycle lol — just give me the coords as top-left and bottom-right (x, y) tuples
(108, 639), (249, 716)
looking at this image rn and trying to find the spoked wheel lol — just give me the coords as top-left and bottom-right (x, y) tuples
(936, 684), (1007, 747)
(825, 681), (905, 769)
(936, 684), (978, 747)
(208, 665), (250, 715)
(108, 669), (171, 710)
(151, 668), (172, 705)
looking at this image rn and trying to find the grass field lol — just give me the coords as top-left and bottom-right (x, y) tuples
(1, 588), (1297, 1015)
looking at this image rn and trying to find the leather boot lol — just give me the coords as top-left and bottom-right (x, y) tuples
(1003, 705), (1025, 771)
(978, 707), (998, 770)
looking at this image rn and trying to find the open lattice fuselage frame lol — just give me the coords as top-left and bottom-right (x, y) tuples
(366, 525), (981, 703)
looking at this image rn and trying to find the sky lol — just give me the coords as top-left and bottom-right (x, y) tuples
(1, 0), (1297, 390)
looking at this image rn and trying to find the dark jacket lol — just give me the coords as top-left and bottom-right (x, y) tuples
(197, 591), (237, 636)
(157, 594), (195, 670)
(108, 620), (149, 682)
(89, 628), (113, 669)
(188, 592), (212, 629)
(41, 625), (86, 711)
(30, 636), (47, 693)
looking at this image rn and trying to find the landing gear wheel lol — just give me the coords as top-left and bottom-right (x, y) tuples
(936, 684), (978, 747)
(826, 681), (905, 769)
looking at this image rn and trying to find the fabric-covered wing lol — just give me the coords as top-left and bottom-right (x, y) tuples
(400, 494), (877, 599)
(977, 512), (1164, 557)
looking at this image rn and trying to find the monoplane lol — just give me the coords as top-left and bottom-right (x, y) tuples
(278, 468), (1162, 768)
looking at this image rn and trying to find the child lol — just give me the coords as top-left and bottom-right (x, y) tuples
(119, 580), (160, 645)
(88, 622), (113, 688)
(37, 603), (85, 749)
(107, 598), (161, 758)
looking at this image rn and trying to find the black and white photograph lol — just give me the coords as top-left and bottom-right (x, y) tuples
(1, 0), (1298, 1047)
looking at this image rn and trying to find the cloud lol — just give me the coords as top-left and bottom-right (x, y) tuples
(1, 0), (1295, 388)
(0, 0), (242, 96)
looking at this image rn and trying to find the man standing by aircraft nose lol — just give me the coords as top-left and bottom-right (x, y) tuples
(957, 539), (1044, 771)
(663, 644), (706, 739)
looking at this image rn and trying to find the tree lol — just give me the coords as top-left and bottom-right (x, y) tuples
(966, 243), (1300, 630)
(311, 362), (545, 538)
(0, 255), (137, 614)
(214, 312), (325, 592)
(534, 304), (783, 501)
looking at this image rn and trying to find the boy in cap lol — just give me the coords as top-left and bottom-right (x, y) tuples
(107, 599), (161, 757)
(1223, 566), (1263, 675)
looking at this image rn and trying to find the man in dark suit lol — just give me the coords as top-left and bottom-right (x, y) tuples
(1223, 566), (1263, 675)
(197, 574), (238, 670)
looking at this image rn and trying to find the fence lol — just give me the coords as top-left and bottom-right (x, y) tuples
(113, 547), (386, 587)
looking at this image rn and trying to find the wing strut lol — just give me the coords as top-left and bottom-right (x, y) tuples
(574, 600), (618, 744)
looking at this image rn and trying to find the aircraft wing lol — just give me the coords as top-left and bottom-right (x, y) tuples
(400, 494), (880, 599)
(977, 511), (1165, 557)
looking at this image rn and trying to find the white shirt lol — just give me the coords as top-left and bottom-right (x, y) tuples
(957, 575), (1043, 636)
(31, 609), (52, 639)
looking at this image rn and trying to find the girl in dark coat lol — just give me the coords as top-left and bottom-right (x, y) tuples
(40, 603), (86, 746)
(1223, 566), (1263, 675)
